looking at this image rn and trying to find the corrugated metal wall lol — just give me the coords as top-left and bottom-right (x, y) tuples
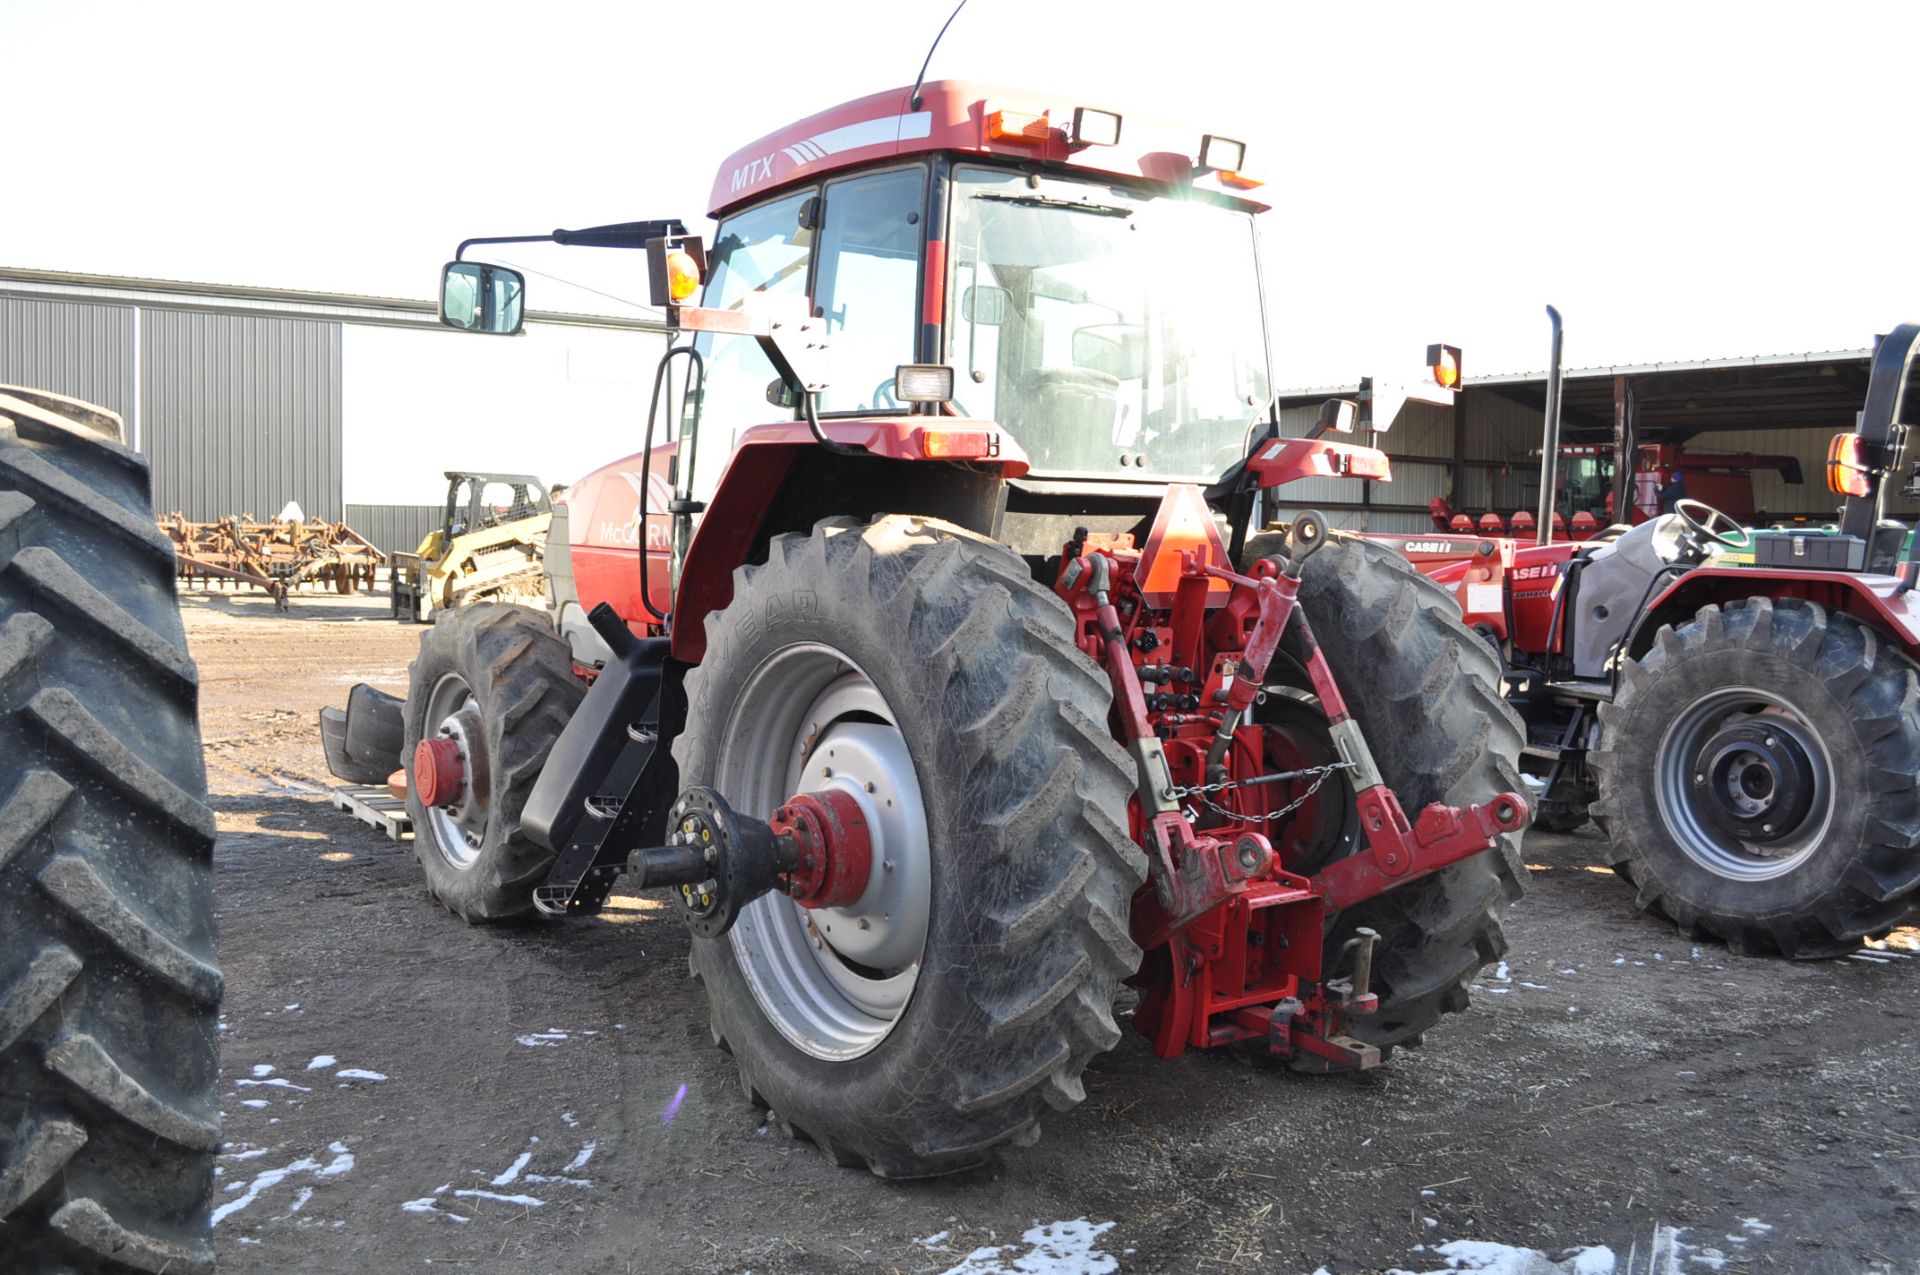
(140, 309), (342, 520)
(0, 296), (137, 429)
(345, 503), (441, 558)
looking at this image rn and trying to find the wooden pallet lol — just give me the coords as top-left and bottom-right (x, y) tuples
(328, 783), (412, 841)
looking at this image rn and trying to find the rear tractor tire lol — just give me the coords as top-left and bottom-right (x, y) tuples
(402, 604), (583, 922)
(1249, 532), (1528, 1062)
(0, 388), (221, 1273)
(1590, 597), (1920, 957)
(674, 516), (1146, 1177)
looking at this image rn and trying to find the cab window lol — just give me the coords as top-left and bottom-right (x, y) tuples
(686, 189), (816, 499)
(813, 168), (926, 413)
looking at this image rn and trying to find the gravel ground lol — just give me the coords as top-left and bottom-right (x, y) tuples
(187, 590), (1920, 1275)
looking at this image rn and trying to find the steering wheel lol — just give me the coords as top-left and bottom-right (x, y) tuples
(1674, 498), (1751, 549)
(869, 378), (900, 411)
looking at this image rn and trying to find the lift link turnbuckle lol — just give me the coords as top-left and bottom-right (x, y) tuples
(626, 786), (874, 939)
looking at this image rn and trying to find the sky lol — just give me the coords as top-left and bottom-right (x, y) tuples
(6, 0), (1919, 388)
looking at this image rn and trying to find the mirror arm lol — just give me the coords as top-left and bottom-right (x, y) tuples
(457, 220), (692, 261)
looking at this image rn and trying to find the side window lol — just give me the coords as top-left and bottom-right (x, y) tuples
(814, 168), (926, 413)
(686, 190), (815, 499)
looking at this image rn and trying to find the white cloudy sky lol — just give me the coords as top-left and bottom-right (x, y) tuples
(6, 0), (1918, 386)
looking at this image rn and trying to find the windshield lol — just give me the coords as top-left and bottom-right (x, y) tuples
(1558, 455), (1613, 519)
(946, 165), (1270, 482)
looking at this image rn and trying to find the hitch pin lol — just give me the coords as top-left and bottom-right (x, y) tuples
(1342, 926), (1380, 1009)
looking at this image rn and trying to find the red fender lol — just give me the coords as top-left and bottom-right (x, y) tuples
(669, 418), (1027, 663)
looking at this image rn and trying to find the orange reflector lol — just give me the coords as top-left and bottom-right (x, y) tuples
(666, 250), (702, 303)
(1432, 348), (1460, 388)
(921, 430), (995, 460)
(1827, 433), (1873, 497)
(1136, 484), (1231, 607)
(1216, 170), (1265, 190)
(988, 109), (1051, 145)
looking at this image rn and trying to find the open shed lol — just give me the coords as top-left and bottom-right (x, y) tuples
(1274, 347), (1909, 534)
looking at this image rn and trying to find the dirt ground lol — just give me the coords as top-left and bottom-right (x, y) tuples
(186, 589), (1920, 1275)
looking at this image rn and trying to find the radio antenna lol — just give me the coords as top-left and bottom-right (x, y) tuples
(910, 0), (968, 110)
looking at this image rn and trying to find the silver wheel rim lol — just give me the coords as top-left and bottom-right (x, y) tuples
(422, 672), (491, 870)
(717, 644), (931, 1060)
(1654, 685), (1833, 881)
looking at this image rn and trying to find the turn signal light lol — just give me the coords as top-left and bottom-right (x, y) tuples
(1215, 170), (1265, 190)
(1427, 343), (1462, 389)
(988, 109), (1051, 145)
(921, 429), (997, 460)
(1827, 433), (1874, 497)
(666, 250), (702, 302)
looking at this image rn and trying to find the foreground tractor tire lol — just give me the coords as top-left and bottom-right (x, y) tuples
(675, 516), (1146, 1177)
(403, 604), (583, 922)
(1253, 533), (1528, 1061)
(1591, 598), (1920, 957)
(0, 388), (221, 1274)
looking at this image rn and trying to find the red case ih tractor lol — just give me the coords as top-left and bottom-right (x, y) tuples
(1414, 325), (1920, 958)
(331, 82), (1529, 1176)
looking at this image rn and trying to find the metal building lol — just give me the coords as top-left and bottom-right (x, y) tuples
(0, 268), (670, 555)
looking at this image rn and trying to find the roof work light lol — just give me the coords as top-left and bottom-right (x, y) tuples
(1198, 134), (1246, 173)
(1070, 107), (1123, 147)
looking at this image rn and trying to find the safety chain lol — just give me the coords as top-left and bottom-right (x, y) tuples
(1173, 762), (1354, 826)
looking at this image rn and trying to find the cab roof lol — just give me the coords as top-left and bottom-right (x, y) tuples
(708, 79), (1269, 218)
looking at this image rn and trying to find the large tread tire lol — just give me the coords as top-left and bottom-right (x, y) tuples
(1590, 597), (1920, 957)
(403, 604), (583, 922)
(0, 390), (221, 1274)
(675, 516), (1147, 1178)
(1251, 532), (1527, 1059)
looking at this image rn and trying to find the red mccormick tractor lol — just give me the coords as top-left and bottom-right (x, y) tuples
(1424, 326), (1920, 958)
(346, 82), (1530, 1176)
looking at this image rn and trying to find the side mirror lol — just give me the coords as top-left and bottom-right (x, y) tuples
(1072, 324), (1145, 379)
(440, 261), (526, 335)
(962, 284), (1009, 327)
(1827, 432), (1875, 497)
(1316, 398), (1359, 435)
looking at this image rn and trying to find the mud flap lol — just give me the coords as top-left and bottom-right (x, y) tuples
(319, 683), (405, 783)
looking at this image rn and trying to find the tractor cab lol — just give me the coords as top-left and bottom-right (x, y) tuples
(677, 82), (1277, 509)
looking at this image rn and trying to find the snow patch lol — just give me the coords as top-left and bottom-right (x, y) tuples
(236, 1077), (311, 1092)
(517, 1030), (570, 1047)
(1492, 961), (1512, 983)
(453, 1188), (544, 1208)
(564, 1141), (597, 1172)
(306, 1055), (338, 1070)
(239, 1099), (269, 1109)
(250, 1064), (276, 1077)
(938, 1219), (1117, 1275)
(1386, 1239), (1615, 1274)
(337, 1068), (388, 1082)
(491, 1151), (533, 1187)
(211, 1142), (353, 1226)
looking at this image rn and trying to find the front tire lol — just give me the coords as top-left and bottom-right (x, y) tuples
(674, 516), (1145, 1177)
(1590, 597), (1920, 957)
(403, 604), (583, 921)
(0, 388), (221, 1274)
